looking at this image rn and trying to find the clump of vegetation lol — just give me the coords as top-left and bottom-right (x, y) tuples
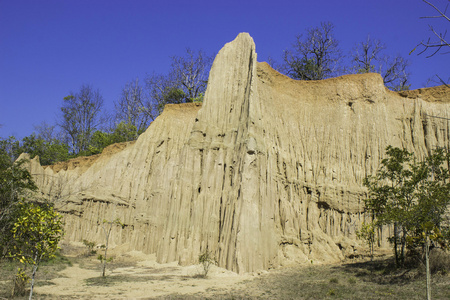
(327, 288), (336, 296)
(82, 239), (97, 256)
(11, 267), (29, 297)
(198, 249), (216, 278)
(9, 202), (64, 299)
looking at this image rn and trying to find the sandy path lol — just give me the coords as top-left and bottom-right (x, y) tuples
(34, 251), (256, 299)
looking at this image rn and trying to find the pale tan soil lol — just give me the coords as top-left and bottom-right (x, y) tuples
(32, 243), (257, 299)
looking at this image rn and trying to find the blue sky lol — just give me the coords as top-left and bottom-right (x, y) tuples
(1, 0), (449, 139)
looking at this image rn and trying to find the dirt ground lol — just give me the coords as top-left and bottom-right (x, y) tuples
(1, 242), (449, 299)
(34, 247), (257, 299)
(13, 241), (266, 300)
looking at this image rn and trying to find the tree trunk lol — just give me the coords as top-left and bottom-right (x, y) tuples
(370, 241), (374, 261)
(102, 228), (110, 277)
(102, 246), (107, 277)
(394, 223), (399, 267)
(29, 263), (38, 300)
(426, 235), (431, 300)
(400, 227), (407, 266)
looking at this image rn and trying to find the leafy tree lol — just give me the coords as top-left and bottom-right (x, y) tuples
(110, 121), (141, 142)
(351, 36), (411, 91)
(18, 134), (69, 165)
(86, 131), (114, 155)
(282, 22), (343, 80)
(0, 134), (69, 166)
(364, 146), (450, 268)
(411, 147), (450, 236)
(59, 84), (104, 154)
(0, 136), (21, 162)
(9, 202), (63, 300)
(364, 146), (413, 266)
(0, 138), (37, 258)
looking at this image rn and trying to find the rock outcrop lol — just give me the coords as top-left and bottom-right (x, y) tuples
(27, 33), (450, 273)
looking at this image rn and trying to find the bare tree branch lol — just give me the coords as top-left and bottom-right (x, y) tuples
(351, 36), (411, 91)
(414, 0), (450, 57)
(58, 85), (104, 154)
(421, 0), (450, 22)
(115, 78), (154, 136)
(145, 48), (212, 116)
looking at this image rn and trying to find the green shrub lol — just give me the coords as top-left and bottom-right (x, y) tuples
(82, 239), (97, 256)
(198, 249), (216, 278)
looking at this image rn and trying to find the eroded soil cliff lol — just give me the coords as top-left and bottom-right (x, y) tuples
(27, 33), (450, 273)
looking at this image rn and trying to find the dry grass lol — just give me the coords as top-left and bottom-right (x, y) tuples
(167, 254), (450, 299)
(0, 252), (72, 299)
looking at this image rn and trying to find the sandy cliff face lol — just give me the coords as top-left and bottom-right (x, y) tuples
(28, 33), (450, 273)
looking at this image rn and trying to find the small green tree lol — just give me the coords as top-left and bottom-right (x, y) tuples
(82, 239), (96, 256)
(98, 218), (123, 277)
(356, 222), (376, 261)
(364, 146), (416, 266)
(198, 249), (216, 278)
(9, 202), (63, 300)
(365, 146), (450, 300)
(0, 138), (37, 258)
(410, 148), (450, 300)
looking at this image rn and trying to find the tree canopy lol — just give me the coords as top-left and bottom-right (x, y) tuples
(0, 138), (37, 258)
(364, 146), (450, 267)
(282, 22), (342, 80)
